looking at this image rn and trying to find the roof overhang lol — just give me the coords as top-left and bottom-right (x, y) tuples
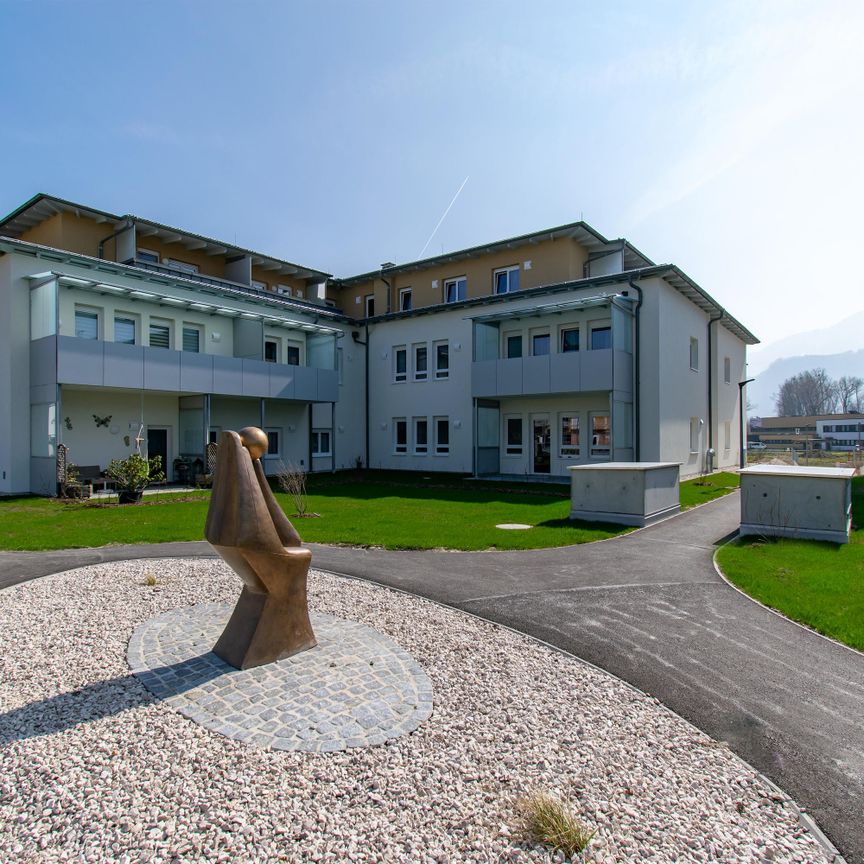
(40, 272), (340, 335)
(467, 293), (628, 324)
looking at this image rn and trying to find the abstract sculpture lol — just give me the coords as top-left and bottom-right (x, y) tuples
(205, 427), (317, 669)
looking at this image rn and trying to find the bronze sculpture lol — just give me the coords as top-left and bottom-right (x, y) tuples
(205, 427), (317, 669)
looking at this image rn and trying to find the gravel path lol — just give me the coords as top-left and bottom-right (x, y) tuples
(0, 558), (829, 864)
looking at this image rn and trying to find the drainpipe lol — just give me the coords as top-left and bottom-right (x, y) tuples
(627, 280), (643, 461)
(707, 310), (724, 467)
(352, 324), (369, 469)
(97, 219), (133, 260)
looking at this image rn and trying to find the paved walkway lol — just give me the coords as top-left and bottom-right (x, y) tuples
(1, 493), (862, 862)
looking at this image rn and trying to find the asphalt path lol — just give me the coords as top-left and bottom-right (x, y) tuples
(1, 493), (861, 862)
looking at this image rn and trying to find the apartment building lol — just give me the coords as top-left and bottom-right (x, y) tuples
(0, 194), (757, 496)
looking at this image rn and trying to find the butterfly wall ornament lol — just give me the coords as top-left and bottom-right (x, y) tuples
(93, 414), (112, 428)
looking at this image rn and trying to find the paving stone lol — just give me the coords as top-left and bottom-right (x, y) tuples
(128, 604), (433, 752)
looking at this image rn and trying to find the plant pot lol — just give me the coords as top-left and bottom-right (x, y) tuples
(118, 489), (144, 505)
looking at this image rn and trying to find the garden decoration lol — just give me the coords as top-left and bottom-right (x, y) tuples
(205, 427), (317, 669)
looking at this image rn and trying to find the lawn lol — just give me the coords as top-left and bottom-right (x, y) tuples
(716, 476), (864, 652)
(0, 470), (738, 553)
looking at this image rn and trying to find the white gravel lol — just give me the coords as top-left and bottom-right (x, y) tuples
(0, 558), (830, 864)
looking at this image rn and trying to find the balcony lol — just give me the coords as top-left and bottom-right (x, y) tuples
(471, 349), (634, 398)
(35, 336), (338, 402)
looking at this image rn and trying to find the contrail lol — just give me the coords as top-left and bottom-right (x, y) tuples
(417, 175), (469, 260)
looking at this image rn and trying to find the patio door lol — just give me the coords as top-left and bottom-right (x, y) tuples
(147, 427), (169, 479)
(532, 415), (551, 474)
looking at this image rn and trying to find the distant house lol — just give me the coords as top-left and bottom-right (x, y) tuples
(0, 193), (758, 496)
(751, 413), (863, 450)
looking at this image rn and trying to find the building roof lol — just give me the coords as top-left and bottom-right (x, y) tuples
(338, 220), (655, 284)
(0, 193), (331, 282)
(758, 413), (863, 427)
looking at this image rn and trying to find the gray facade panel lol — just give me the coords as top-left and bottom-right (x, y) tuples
(30, 383), (55, 403)
(213, 355), (244, 396)
(104, 342), (145, 389)
(522, 356), (551, 394)
(233, 318), (263, 360)
(242, 359), (271, 398)
(57, 336), (103, 386)
(144, 348), (181, 391)
(613, 349), (633, 394)
(268, 366), (296, 399)
(180, 352), (215, 393)
(471, 360), (497, 398)
(581, 349), (613, 391)
(30, 457), (56, 496)
(496, 358), (523, 396)
(293, 365), (318, 401)
(550, 353), (581, 394)
(30, 336), (57, 389)
(317, 369), (339, 403)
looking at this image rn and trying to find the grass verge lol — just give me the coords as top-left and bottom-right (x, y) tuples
(0, 470), (739, 553)
(716, 476), (864, 652)
(679, 471), (738, 509)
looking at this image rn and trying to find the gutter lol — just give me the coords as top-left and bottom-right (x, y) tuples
(97, 219), (133, 260)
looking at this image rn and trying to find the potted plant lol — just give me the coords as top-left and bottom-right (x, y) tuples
(105, 453), (165, 504)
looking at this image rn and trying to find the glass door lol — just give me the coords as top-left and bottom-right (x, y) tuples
(532, 415), (551, 474)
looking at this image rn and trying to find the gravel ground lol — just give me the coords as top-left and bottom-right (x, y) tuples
(0, 558), (830, 864)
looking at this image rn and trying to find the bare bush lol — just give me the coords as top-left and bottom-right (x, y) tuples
(277, 461), (308, 516)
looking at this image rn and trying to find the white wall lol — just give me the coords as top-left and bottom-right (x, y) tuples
(714, 324), (747, 469)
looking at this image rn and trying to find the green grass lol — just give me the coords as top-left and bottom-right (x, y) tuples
(716, 476), (864, 651)
(0, 470), (740, 553)
(679, 471), (739, 509)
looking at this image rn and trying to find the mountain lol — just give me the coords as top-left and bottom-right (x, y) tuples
(748, 310), (864, 375)
(747, 350), (864, 416)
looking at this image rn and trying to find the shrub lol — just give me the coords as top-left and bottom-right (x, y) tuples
(277, 461), (309, 517)
(516, 790), (596, 858)
(106, 453), (165, 497)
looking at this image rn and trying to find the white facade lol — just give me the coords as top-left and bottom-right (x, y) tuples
(0, 203), (756, 496)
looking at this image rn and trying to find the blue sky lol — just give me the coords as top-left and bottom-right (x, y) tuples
(2, 0), (862, 346)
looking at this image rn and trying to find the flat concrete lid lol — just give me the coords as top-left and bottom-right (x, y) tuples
(568, 462), (680, 472)
(495, 523), (532, 530)
(739, 465), (856, 479)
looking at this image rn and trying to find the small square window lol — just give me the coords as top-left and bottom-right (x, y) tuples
(505, 416), (523, 455)
(265, 340), (278, 363)
(560, 415), (580, 456)
(591, 327), (612, 350)
(365, 295), (375, 317)
(182, 326), (200, 353)
(264, 427), (281, 457)
(75, 308), (99, 340)
(724, 356), (731, 384)
(394, 418), (408, 454)
(137, 248), (159, 264)
(444, 278), (466, 304)
(286, 343), (301, 366)
(312, 429), (332, 456)
(505, 334), (522, 359)
(413, 417), (428, 454)
(399, 288), (413, 311)
(690, 337), (699, 371)
(493, 266), (520, 295)
(435, 342), (449, 379)
(394, 346), (407, 382)
(413, 344), (428, 381)
(434, 416), (450, 454)
(149, 320), (171, 349)
(561, 328), (579, 353)
(115, 316), (136, 345)
(590, 414), (610, 458)
(251, 279), (268, 292)
(532, 333), (550, 356)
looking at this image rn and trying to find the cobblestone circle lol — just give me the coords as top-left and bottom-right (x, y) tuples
(127, 602), (433, 752)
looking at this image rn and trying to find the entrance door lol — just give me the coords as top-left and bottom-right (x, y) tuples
(532, 416), (551, 474)
(146, 427), (169, 479)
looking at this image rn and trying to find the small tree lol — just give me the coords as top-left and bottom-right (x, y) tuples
(106, 453), (165, 504)
(277, 461), (308, 517)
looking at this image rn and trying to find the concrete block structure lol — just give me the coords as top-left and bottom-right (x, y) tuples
(739, 465), (855, 544)
(0, 194), (758, 495)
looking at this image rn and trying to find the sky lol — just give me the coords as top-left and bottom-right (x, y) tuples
(2, 0), (863, 347)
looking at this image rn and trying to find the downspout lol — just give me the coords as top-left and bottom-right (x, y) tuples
(707, 310), (724, 465)
(351, 324), (370, 469)
(97, 218), (133, 260)
(627, 280), (643, 461)
(381, 272), (392, 315)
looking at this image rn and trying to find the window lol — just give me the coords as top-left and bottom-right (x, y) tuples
(164, 258), (199, 275)
(444, 277), (466, 304)
(591, 326), (612, 350)
(312, 429), (331, 456)
(690, 337), (699, 371)
(74, 308), (99, 340)
(724, 356), (731, 384)
(690, 417), (700, 453)
(590, 414), (610, 458)
(394, 346), (407, 382)
(182, 327), (200, 353)
(399, 288), (413, 311)
(560, 415), (580, 456)
(724, 421), (731, 451)
(364, 295), (375, 317)
(434, 416), (450, 454)
(264, 427), (281, 457)
(413, 344), (428, 380)
(532, 333), (551, 356)
(505, 417), (523, 455)
(413, 417), (428, 454)
(208, 427), (221, 444)
(505, 334), (522, 359)
(265, 340), (278, 363)
(394, 418), (408, 454)
(493, 266), (520, 295)
(149, 320), (171, 349)
(251, 279), (268, 291)
(435, 341), (449, 379)
(137, 248), (159, 264)
(115, 316), (136, 345)
(286, 343), (301, 366)
(560, 328), (579, 353)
